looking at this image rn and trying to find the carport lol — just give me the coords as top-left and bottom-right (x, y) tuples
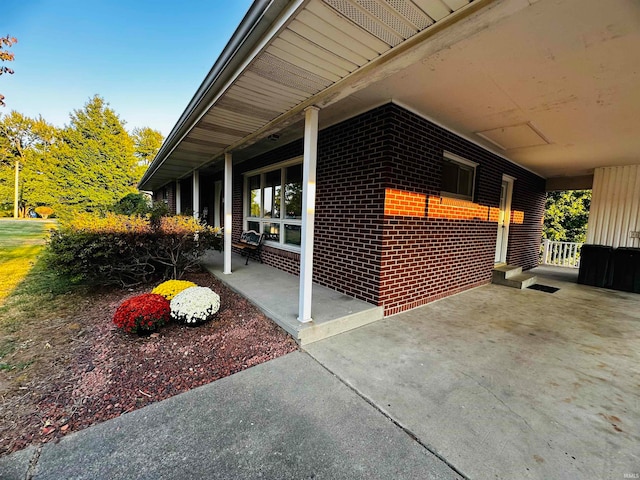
(305, 268), (640, 479)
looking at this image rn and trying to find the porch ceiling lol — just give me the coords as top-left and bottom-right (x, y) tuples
(140, 0), (640, 190)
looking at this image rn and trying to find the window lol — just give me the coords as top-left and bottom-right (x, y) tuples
(245, 159), (303, 250)
(441, 152), (478, 201)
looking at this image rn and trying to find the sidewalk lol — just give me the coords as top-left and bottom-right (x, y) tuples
(0, 352), (460, 480)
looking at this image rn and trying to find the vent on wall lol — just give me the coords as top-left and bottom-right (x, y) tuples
(476, 122), (550, 150)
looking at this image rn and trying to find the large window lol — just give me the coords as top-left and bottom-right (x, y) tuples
(245, 159), (303, 250)
(441, 152), (478, 201)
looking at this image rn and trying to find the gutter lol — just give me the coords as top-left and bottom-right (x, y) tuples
(138, 0), (293, 190)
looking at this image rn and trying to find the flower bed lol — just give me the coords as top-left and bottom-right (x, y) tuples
(152, 280), (196, 300)
(113, 293), (171, 334)
(170, 286), (221, 325)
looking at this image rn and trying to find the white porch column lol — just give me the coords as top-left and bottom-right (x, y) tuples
(192, 170), (200, 219)
(175, 180), (181, 214)
(214, 180), (222, 228)
(298, 106), (319, 323)
(224, 152), (233, 275)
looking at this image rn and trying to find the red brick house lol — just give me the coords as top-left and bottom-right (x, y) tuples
(141, 0), (639, 323)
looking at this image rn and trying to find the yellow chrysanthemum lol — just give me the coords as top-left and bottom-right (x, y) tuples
(152, 280), (197, 300)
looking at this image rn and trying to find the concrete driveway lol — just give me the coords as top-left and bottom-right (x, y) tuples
(305, 271), (640, 479)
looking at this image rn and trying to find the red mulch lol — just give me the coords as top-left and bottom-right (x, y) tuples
(0, 272), (298, 456)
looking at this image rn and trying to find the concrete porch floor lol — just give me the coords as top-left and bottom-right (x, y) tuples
(305, 267), (640, 479)
(200, 251), (383, 345)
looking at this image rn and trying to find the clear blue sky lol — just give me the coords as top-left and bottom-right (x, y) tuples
(1, 0), (254, 136)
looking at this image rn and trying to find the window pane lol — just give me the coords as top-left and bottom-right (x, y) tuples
(247, 220), (260, 233)
(248, 175), (261, 217)
(285, 164), (302, 219)
(284, 224), (301, 246)
(263, 222), (280, 242)
(263, 170), (281, 219)
(441, 161), (458, 194)
(457, 165), (473, 197)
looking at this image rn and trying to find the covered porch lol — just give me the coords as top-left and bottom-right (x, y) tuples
(305, 265), (640, 478)
(141, 0), (640, 327)
(201, 251), (383, 344)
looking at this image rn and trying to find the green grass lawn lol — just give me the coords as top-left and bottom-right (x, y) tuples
(0, 218), (78, 376)
(0, 219), (57, 305)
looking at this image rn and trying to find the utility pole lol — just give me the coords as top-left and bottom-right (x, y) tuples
(13, 160), (19, 218)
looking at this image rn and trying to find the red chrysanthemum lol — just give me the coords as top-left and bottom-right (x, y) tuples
(113, 293), (171, 334)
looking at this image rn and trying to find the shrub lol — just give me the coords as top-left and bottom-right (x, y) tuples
(45, 213), (156, 286)
(44, 213), (222, 286)
(152, 216), (222, 279)
(113, 293), (170, 334)
(152, 280), (196, 300)
(170, 286), (220, 325)
(34, 206), (54, 219)
(112, 193), (151, 216)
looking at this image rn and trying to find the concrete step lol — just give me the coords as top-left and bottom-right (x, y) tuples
(492, 264), (522, 281)
(296, 306), (384, 346)
(492, 265), (537, 289)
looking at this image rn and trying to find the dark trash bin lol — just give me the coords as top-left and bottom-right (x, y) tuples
(578, 244), (612, 287)
(609, 247), (640, 293)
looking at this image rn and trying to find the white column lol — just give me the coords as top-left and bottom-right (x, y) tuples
(214, 180), (222, 227)
(192, 170), (200, 219)
(175, 180), (182, 214)
(224, 152), (233, 275)
(298, 106), (319, 323)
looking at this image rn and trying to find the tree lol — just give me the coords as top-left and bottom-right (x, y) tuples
(34, 206), (54, 218)
(132, 127), (163, 182)
(0, 35), (18, 107)
(0, 98), (160, 218)
(53, 95), (139, 214)
(0, 111), (55, 217)
(543, 190), (591, 243)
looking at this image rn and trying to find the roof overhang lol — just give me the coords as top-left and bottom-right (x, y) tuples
(140, 0), (640, 191)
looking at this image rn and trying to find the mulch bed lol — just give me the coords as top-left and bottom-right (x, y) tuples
(0, 272), (298, 456)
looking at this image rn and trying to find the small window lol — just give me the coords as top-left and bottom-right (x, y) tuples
(441, 152), (477, 201)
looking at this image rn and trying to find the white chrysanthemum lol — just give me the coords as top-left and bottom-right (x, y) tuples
(170, 286), (220, 325)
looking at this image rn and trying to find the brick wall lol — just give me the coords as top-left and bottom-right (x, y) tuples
(153, 182), (176, 214)
(380, 103), (545, 315)
(314, 109), (386, 304)
(231, 103), (545, 315)
(233, 110), (387, 305)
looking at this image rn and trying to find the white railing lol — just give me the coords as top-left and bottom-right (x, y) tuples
(540, 239), (583, 268)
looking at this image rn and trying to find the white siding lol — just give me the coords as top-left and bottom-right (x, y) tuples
(587, 165), (640, 248)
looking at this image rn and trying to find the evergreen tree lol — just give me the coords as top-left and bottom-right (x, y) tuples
(0, 98), (164, 217)
(54, 96), (138, 213)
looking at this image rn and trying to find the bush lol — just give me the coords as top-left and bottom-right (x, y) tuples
(44, 213), (222, 287)
(152, 216), (222, 279)
(34, 206), (54, 219)
(170, 286), (220, 325)
(152, 280), (196, 300)
(113, 293), (170, 334)
(112, 193), (151, 216)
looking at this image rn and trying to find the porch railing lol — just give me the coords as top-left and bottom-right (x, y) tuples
(540, 239), (583, 268)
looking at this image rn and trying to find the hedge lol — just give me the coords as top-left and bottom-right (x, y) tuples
(45, 213), (222, 286)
